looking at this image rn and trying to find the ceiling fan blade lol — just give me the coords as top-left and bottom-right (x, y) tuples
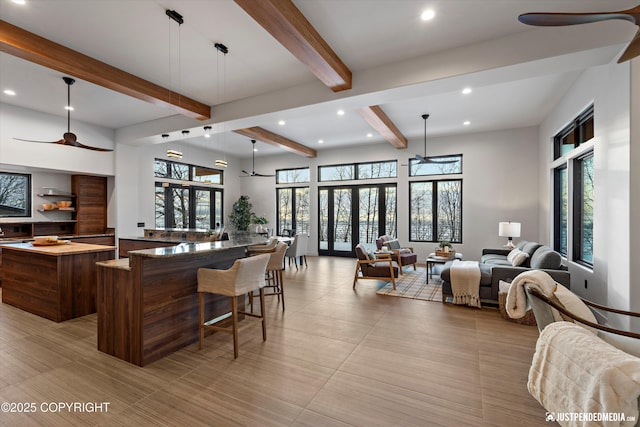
(72, 140), (114, 152)
(14, 137), (64, 144)
(253, 172), (276, 177)
(618, 27), (640, 63)
(518, 11), (636, 27)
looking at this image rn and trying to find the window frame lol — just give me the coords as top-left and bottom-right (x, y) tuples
(572, 151), (594, 267)
(408, 154), (463, 177)
(553, 104), (594, 160)
(553, 164), (568, 256)
(276, 167), (310, 184)
(276, 185), (310, 236)
(318, 160), (397, 182)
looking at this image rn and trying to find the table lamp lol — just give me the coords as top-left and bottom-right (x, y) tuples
(499, 221), (521, 249)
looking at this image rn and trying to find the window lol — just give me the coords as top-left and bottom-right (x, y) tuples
(276, 167), (309, 184)
(154, 159), (224, 185)
(573, 152), (594, 265)
(318, 160), (397, 182)
(277, 187), (310, 235)
(0, 172), (31, 217)
(410, 180), (462, 243)
(553, 165), (568, 256)
(409, 155), (462, 176)
(554, 105), (594, 160)
(154, 159), (224, 229)
(155, 183), (223, 229)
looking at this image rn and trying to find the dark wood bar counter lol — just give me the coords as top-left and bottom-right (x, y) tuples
(96, 236), (267, 367)
(1, 242), (116, 322)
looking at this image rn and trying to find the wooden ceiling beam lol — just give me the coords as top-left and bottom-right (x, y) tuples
(234, 0), (352, 92)
(358, 105), (407, 149)
(234, 127), (317, 158)
(0, 20), (211, 121)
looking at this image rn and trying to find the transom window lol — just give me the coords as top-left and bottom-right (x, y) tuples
(553, 105), (594, 160)
(318, 160), (397, 182)
(409, 155), (462, 177)
(276, 167), (310, 184)
(154, 159), (223, 185)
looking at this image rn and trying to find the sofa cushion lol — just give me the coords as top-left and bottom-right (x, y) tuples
(530, 247), (562, 270)
(481, 254), (508, 264)
(385, 239), (401, 250)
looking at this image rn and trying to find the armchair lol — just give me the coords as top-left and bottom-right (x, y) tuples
(375, 235), (417, 272)
(354, 244), (399, 290)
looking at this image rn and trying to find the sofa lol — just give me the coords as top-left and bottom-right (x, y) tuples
(440, 241), (570, 303)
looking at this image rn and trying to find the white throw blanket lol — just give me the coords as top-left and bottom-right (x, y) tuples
(450, 260), (481, 308)
(528, 322), (640, 427)
(506, 269), (557, 319)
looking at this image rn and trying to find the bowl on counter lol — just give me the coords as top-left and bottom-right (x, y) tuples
(56, 200), (73, 208)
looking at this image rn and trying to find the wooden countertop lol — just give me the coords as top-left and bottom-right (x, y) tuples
(1, 242), (116, 256)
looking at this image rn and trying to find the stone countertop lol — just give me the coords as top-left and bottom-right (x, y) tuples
(1, 242), (116, 256)
(0, 233), (115, 243)
(125, 235), (269, 258)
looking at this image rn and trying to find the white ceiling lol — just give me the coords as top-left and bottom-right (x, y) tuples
(0, 0), (637, 157)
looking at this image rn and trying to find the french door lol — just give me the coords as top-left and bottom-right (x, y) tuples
(318, 184), (396, 257)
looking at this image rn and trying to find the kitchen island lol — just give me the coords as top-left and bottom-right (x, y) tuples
(96, 236), (267, 366)
(1, 242), (116, 322)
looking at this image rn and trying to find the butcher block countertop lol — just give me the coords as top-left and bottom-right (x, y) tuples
(1, 242), (116, 255)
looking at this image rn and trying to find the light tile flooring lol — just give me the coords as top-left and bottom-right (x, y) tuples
(0, 257), (549, 426)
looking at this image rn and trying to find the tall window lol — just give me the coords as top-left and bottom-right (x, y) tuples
(574, 152), (594, 265)
(410, 180), (462, 243)
(154, 159), (224, 229)
(0, 172), (31, 217)
(553, 165), (568, 256)
(276, 167), (310, 235)
(277, 187), (310, 235)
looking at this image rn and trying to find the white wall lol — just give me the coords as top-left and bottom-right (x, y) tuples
(630, 59), (640, 332)
(238, 126), (540, 260)
(0, 103), (114, 175)
(538, 62), (631, 318)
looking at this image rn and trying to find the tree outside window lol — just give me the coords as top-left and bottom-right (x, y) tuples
(410, 180), (462, 243)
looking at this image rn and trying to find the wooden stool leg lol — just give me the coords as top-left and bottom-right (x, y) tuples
(198, 293), (204, 350)
(231, 296), (239, 359)
(259, 288), (267, 341)
(279, 270), (285, 312)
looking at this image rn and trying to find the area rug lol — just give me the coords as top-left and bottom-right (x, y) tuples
(376, 267), (442, 302)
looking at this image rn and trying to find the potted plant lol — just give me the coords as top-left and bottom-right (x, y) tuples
(251, 215), (268, 233)
(229, 195), (254, 232)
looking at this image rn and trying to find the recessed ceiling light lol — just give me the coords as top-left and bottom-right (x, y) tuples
(463, 121), (471, 126)
(64, 105), (74, 111)
(420, 9), (435, 21)
(318, 139), (324, 144)
(462, 87), (472, 95)
(12, 0), (26, 5)
(278, 120), (285, 126)
(3, 89), (16, 96)
(367, 133), (373, 138)
(337, 109), (345, 116)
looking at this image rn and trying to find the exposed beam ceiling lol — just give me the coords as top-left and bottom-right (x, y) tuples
(234, 0), (352, 92)
(358, 105), (407, 149)
(0, 20), (211, 121)
(234, 127), (317, 158)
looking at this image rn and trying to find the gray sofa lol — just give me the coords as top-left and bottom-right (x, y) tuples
(440, 241), (570, 303)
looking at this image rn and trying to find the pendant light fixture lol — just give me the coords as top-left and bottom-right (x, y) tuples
(214, 42), (229, 168)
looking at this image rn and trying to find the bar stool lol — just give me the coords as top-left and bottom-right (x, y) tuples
(197, 254), (269, 358)
(247, 237), (277, 256)
(251, 241), (287, 312)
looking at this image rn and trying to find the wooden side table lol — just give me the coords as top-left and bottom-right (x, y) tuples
(425, 253), (463, 280)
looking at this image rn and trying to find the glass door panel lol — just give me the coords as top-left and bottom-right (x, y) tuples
(333, 188), (352, 253)
(172, 187), (189, 228)
(359, 187), (378, 245)
(194, 190), (211, 230)
(385, 186), (397, 236)
(319, 189), (329, 250)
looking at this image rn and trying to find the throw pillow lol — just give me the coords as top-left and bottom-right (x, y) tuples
(553, 284), (598, 334)
(507, 248), (529, 266)
(385, 240), (401, 250)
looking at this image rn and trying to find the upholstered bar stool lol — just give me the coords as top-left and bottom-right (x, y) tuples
(247, 237), (277, 256)
(197, 253), (269, 359)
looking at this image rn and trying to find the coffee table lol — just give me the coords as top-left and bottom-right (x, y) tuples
(426, 253), (463, 280)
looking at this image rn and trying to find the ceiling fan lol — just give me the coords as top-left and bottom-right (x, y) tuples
(240, 140), (275, 177)
(518, 5), (640, 63)
(409, 114), (457, 165)
(14, 77), (113, 152)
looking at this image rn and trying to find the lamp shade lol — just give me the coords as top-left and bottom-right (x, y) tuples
(498, 222), (521, 238)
